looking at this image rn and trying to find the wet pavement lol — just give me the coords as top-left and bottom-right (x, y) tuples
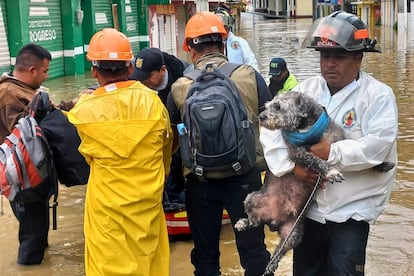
(1, 12), (414, 276)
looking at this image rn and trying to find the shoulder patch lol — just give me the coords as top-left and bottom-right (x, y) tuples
(231, 41), (240, 50)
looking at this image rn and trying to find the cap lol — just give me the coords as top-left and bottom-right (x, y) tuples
(129, 48), (164, 81)
(269, 58), (287, 76)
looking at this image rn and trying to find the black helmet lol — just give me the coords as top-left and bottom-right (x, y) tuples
(212, 6), (235, 29)
(302, 11), (379, 52)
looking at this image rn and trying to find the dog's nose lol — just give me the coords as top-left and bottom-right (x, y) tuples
(259, 113), (267, 122)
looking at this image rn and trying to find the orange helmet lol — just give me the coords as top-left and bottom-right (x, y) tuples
(87, 28), (133, 62)
(183, 12), (227, 52)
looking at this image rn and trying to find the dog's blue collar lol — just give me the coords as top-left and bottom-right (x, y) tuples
(282, 110), (330, 147)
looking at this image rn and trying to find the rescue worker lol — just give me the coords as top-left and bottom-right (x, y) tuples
(67, 28), (173, 275)
(167, 12), (272, 276)
(129, 47), (188, 106)
(213, 6), (259, 71)
(129, 47), (186, 207)
(260, 11), (398, 275)
(268, 57), (299, 97)
(0, 43), (55, 265)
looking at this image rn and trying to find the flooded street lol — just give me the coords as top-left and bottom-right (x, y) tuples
(1, 12), (413, 276)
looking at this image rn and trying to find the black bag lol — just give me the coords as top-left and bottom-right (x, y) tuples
(39, 108), (89, 186)
(179, 63), (256, 179)
(32, 92), (89, 187)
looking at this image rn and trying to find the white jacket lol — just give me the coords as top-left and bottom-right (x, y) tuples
(226, 31), (259, 71)
(260, 71), (398, 224)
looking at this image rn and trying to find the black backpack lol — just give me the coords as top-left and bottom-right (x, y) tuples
(178, 62), (256, 179)
(39, 108), (90, 187)
(31, 92), (90, 187)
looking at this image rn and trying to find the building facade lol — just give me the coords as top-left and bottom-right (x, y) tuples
(0, 0), (410, 78)
(0, 0), (171, 78)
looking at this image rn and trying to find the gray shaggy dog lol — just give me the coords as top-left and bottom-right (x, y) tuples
(234, 91), (394, 275)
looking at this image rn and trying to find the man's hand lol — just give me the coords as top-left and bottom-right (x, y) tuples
(72, 87), (96, 105)
(308, 136), (331, 161)
(292, 165), (326, 189)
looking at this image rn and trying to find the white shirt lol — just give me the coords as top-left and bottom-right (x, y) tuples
(260, 71), (398, 224)
(226, 31), (259, 72)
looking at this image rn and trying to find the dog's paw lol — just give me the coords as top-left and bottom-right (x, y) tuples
(234, 219), (249, 231)
(372, 162), (395, 172)
(327, 168), (344, 184)
(264, 262), (278, 276)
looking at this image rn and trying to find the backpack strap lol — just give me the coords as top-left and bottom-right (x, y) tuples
(24, 116), (59, 230)
(184, 62), (242, 81)
(29, 115), (59, 230)
(50, 169), (58, 230)
(42, 131), (59, 231)
(184, 67), (202, 81)
(218, 62), (242, 78)
(29, 91), (51, 123)
(38, 122), (59, 231)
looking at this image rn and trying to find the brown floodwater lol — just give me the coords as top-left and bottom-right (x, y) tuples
(1, 13), (413, 276)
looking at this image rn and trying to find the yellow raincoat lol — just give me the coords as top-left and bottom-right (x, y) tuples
(68, 81), (173, 276)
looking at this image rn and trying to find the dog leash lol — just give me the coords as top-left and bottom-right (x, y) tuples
(264, 172), (322, 274)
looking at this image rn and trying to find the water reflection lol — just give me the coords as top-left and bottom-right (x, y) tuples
(0, 13), (413, 276)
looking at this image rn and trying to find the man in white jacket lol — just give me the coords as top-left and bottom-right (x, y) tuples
(260, 11), (398, 276)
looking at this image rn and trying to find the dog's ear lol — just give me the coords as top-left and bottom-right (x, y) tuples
(295, 95), (308, 118)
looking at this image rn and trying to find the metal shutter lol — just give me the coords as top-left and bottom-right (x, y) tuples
(160, 14), (176, 55)
(125, 0), (140, 55)
(94, 0), (114, 30)
(28, 0), (64, 78)
(176, 5), (187, 60)
(164, 15), (173, 53)
(0, 0), (11, 73)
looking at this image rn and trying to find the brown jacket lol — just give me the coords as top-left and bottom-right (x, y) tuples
(0, 73), (34, 140)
